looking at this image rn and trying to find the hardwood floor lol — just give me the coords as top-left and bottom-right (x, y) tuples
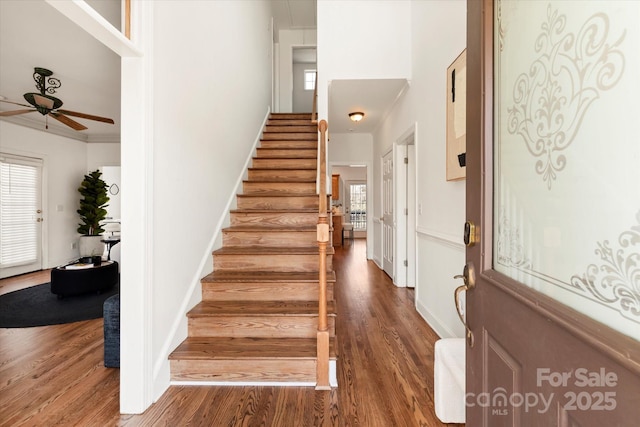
(0, 240), (463, 426)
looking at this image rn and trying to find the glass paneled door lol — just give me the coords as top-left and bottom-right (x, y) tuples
(0, 154), (43, 279)
(464, 1), (640, 425)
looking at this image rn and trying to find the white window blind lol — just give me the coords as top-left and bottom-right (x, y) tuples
(0, 155), (42, 268)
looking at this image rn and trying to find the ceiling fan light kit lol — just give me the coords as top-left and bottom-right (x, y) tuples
(0, 67), (114, 131)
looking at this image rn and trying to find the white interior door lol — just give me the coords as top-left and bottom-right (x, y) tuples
(382, 150), (394, 278)
(0, 154), (43, 279)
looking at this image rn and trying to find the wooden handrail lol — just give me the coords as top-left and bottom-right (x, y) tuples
(125, 0), (131, 39)
(316, 119), (330, 389)
(311, 72), (318, 124)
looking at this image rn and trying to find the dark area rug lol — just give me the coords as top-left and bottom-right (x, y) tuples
(0, 282), (119, 328)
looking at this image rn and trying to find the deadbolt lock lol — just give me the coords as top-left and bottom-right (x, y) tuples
(464, 221), (479, 247)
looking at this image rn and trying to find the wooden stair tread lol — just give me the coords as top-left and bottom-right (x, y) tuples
(170, 337), (336, 360)
(223, 225), (316, 232)
(202, 270), (336, 283)
(213, 246), (334, 255)
(243, 179), (316, 183)
(230, 208), (321, 213)
(237, 193), (317, 198)
(188, 300), (336, 317)
(253, 156), (317, 160)
(248, 167), (316, 172)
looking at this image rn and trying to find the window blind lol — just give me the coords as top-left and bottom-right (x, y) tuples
(0, 154), (42, 268)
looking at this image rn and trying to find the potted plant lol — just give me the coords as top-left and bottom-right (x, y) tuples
(77, 170), (110, 262)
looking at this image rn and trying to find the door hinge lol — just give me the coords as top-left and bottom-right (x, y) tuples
(404, 208), (408, 215)
(404, 260), (408, 267)
(404, 157), (408, 164)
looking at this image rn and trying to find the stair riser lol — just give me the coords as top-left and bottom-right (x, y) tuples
(260, 140), (317, 149)
(252, 158), (316, 169)
(230, 211), (318, 227)
(170, 359), (317, 382)
(266, 119), (315, 126)
(223, 230), (317, 247)
(236, 196), (318, 210)
(202, 282), (334, 302)
(255, 148), (317, 158)
(270, 114), (311, 120)
(264, 126), (317, 133)
(243, 181), (316, 194)
(188, 316), (335, 338)
(262, 133), (317, 141)
(248, 169), (316, 181)
(214, 253), (333, 273)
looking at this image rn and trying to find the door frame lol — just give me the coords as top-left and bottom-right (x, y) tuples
(393, 125), (417, 288)
(466, 0), (640, 424)
(381, 148), (394, 280)
(329, 162), (374, 260)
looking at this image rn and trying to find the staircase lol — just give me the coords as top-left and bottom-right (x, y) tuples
(169, 113), (337, 385)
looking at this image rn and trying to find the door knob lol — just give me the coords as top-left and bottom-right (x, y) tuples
(454, 262), (476, 346)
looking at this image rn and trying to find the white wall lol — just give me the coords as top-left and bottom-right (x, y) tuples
(0, 121), (91, 267)
(277, 29), (317, 112)
(317, 0), (411, 121)
(293, 62), (316, 112)
(372, 0), (467, 339)
(87, 142), (120, 171)
(148, 0), (274, 400)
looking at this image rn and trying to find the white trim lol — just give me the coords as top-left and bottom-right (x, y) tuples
(45, 0), (142, 57)
(415, 298), (458, 339)
(416, 226), (465, 251)
(119, 0), (154, 413)
(171, 381), (316, 387)
(152, 107), (271, 383)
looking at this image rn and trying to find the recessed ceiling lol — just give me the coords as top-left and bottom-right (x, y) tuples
(0, 0), (121, 142)
(328, 79), (408, 134)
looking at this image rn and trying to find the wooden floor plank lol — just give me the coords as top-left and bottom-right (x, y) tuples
(0, 240), (463, 426)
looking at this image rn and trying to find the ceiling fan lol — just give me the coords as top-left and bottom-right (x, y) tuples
(0, 67), (114, 131)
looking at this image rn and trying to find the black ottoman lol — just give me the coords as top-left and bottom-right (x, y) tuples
(51, 261), (118, 298)
(103, 294), (120, 368)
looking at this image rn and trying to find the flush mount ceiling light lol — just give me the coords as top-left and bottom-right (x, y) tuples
(349, 112), (364, 122)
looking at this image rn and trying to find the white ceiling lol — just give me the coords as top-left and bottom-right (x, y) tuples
(0, 0), (122, 142)
(272, 0), (317, 34)
(0, 0), (405, 142)
(328, 79), (408, 134)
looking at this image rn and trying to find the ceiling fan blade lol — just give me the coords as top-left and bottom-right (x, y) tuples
(0, 99), (32, 108)
(33, 94), (55, 109)
(57, 109), (115, 124)
(50, 112), (88, 131)
(0, 109), (35, 117)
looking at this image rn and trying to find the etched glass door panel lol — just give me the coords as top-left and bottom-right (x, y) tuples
(494, 1), (640, 340)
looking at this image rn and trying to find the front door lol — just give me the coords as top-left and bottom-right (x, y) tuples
(382, 150), (394, 278)
(465, 1), (640, 425)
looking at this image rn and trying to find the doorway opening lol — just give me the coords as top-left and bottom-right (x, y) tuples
(292, 47), (317, 113)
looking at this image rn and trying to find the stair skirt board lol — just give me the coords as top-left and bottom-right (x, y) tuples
(170, 361), (338, 388)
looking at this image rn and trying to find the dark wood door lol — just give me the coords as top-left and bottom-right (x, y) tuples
(465, 1), (640, 425)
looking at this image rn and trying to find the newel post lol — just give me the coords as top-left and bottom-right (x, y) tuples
(316, 119), (330, 390)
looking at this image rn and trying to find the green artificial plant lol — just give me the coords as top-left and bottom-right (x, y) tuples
(77, 170), (110, 235)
